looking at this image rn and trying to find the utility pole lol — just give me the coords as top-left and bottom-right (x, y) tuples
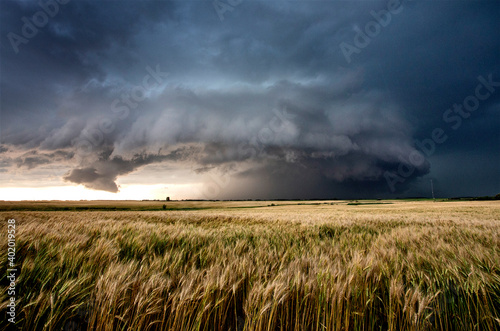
(430, 179), (435, 201)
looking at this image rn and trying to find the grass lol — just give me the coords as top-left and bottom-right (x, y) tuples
(1, 200), (499, 330)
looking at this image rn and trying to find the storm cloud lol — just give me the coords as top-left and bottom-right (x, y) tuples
(1, 0), (498, 198)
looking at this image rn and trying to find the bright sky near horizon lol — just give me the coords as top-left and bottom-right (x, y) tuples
(0, 184), (200, 201)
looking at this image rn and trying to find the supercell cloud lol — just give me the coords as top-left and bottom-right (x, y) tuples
(0, 0), (499, 199)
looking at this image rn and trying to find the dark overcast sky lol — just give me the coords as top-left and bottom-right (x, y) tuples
(0, 0), (499, 199)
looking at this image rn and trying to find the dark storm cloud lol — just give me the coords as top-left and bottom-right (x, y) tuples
(15, 150), (74, 169)
(0, 0), (176, 136)
(63, 146), (199, 192)
(1, 0), (498, 197)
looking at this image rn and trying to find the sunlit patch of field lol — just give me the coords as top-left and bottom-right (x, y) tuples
(1, 200), (499, 330)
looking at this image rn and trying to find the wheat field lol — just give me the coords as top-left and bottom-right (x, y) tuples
(1, 200), (499, 330)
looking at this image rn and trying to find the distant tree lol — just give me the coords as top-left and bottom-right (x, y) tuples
(166, 197), (170, 201)
(495, 193), (500, 200)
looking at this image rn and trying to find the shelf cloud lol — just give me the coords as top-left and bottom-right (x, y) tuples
(1, 0), (499, 198)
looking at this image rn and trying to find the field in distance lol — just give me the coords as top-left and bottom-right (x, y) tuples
(1, 200), (499, 330)
(0, 199), (389, 211)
